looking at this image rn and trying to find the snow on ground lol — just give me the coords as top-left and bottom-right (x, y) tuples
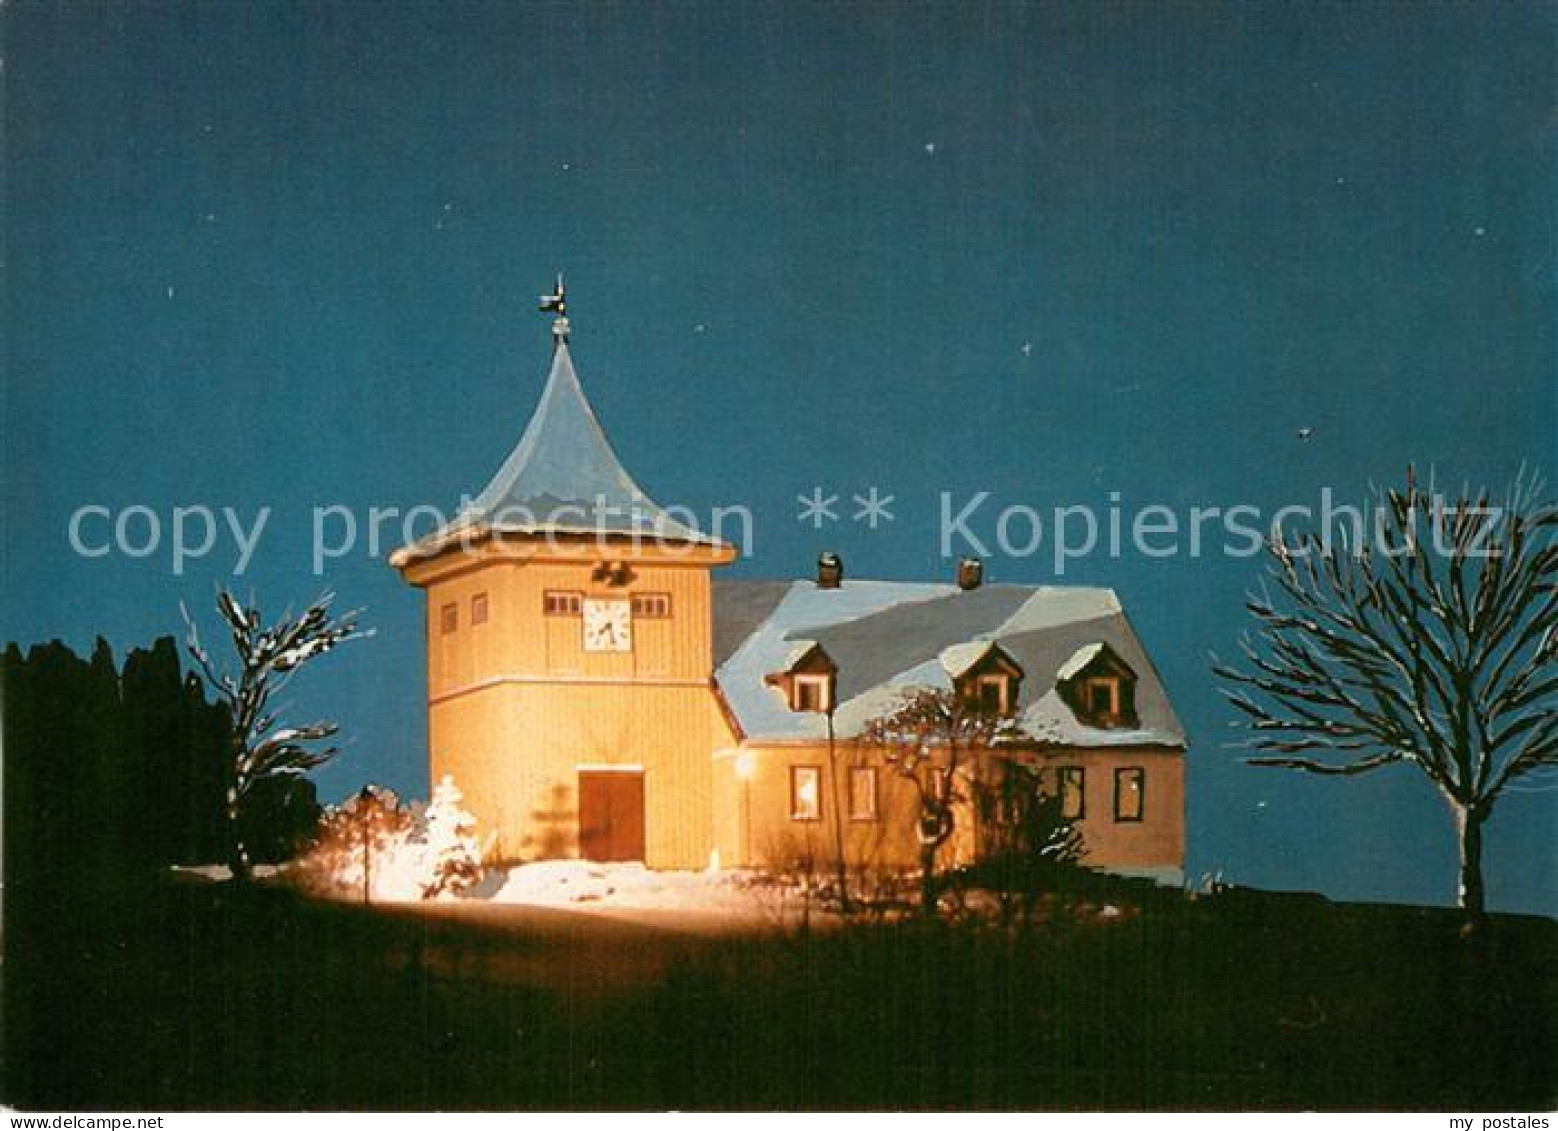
(170, 863), (284, 881)
(176, 857), (813, 922)
(489, 860), (778, 915)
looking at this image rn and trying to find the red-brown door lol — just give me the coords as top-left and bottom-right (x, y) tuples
(577, 771), (645, 862)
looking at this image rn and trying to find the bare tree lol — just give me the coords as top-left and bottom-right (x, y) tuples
(860, 687), (1021, 917)
(183, 590), (369, 881)
(1216, 470), (1556, 915)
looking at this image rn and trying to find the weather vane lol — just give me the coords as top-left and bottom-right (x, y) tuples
(539, 273), (568, 344)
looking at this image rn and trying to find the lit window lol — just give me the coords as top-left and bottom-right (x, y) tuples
(440, 603), (457, 635)
(1114, 767), (1144, 823)
(849, 767), (878, 821)
(793, 674), (833, 713)
(1058, 765), (1085, 820)
(471, 592), (489, 625)
(631, 592), (672, 618)
(543, 590), (582, 617)
(790, 765), (821, 821)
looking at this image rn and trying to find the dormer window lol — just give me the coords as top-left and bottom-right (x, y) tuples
(765, 641), (839, 715)
(793, 673), (833, 714)
(973, 673), (1013, 714)
(1056, 643), (1139, 729)
(942, 641), (1024, 716)
(1083, 676), (1119, 718)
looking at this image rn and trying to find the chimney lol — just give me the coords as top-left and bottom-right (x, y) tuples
(816, 552), (843, 590)
(956, 557), (983, 591)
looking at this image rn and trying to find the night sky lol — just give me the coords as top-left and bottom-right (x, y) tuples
(4, 2), (1553, 912)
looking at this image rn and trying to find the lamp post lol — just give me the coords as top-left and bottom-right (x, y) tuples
(824, 684), (850, 911)
(357, 785), (374, 906)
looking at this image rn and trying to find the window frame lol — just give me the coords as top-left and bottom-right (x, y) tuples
(630, 592), (672, 619)
(792, 673), (833, 714)
(848, 766), (879, 822)
(439, 602), (458, 635)
(1084, 676), (1119, 718)
(471, 592), (489, 626)
(1114, 766), (1145, 823)
(1058, 765), (1086, 821)
(789, 765), (822, 822)
(543, 590), (583, 617)
(976, 673), (1011, 713)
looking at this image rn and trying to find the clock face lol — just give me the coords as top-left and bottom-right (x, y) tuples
(581, 598), (632, 653)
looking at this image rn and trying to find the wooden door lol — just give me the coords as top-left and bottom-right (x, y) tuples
(578, 771), (645, 862)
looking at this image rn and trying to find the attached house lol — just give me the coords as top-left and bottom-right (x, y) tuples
(709, 574), (1186, 883)
(391, 307), (1187, 884)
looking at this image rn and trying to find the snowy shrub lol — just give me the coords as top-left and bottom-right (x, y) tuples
(295, 776), (484, 902)
(296, 784), (424, 901)
(418, 775), (483, 900)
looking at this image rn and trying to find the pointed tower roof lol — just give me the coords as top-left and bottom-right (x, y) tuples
(392, 340), (719, 566)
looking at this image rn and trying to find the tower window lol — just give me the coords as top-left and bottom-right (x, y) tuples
(543, 590), (582, 617)
(471, 592), (489, 625)
(790, 765), (821, 821)
(631, 592), (672, 618)
(439, 603), (457, 635)
(1114, 767), (1145, 823)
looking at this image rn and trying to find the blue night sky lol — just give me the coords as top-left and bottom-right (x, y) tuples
(4, 2), (1553, 913)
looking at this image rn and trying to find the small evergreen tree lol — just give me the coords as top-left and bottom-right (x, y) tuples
(419, 774), (483, 900)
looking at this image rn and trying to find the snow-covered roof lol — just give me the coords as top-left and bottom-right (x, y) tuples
(1056, 641), (1109, 682)
(780, 640), (825, 671)
(712, 579), (1186, 748)
(938, 640), (1008, 680)
(392, 343), (719, 565)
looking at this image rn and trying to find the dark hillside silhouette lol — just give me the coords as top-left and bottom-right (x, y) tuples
(2, 634), (321, 1106)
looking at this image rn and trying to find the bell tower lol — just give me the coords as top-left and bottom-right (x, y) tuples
(391, 281), (737, 867)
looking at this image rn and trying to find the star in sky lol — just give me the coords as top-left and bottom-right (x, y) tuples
(796, 487), (839, 528)
(852, 487), (895, 529)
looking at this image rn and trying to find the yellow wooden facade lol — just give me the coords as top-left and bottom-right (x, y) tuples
(393, 327), (1187, 882)
(398, 529), (1186, 879)
(400, 537), (736, 870)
